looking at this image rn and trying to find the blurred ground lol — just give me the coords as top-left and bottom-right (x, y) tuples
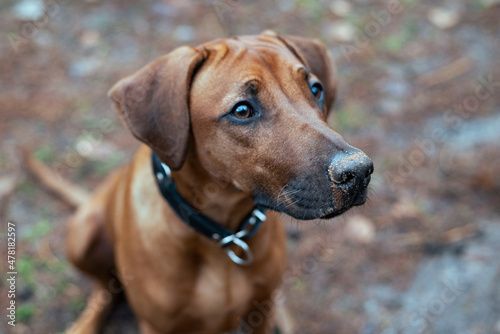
(0, 0), (500, 333)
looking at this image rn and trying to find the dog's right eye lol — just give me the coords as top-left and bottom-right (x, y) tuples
(231, 102), (255, 119)
(310, 82), (324, 101)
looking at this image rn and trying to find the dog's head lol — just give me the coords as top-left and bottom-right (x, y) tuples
(109, 31), (373, 220)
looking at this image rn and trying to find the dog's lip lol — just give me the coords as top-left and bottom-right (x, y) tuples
(317, 189), (368, 219)
(255, 185), (369, 220)
(319, 205), (351, 220)
(262, 202), (355, 221)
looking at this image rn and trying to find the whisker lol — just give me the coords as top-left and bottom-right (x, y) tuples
(274, 181), (294, 204)
(276, 183), (289, 200)
(284, 198), (300, 209)
(276, 189), (301, 207)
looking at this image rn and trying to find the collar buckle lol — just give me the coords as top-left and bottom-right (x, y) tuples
(237, 208), (266, 239)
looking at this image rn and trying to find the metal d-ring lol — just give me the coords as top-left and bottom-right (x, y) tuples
(220, 235), (253, 266)
(159, 162), (172, 184)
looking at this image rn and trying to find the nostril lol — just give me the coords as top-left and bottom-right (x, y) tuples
(343, 171), (355, 184)
(329, 165), (357, 185)
(329, 151), (373, 186)
(365, 164), (374, 178)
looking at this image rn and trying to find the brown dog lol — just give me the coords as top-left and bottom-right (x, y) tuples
(42, 31), (373, 333)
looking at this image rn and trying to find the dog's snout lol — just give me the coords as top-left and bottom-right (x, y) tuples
(328, 150), (373, 187)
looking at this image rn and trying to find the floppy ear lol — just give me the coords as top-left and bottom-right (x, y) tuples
(262, 30), (337, 113)
(108, 46), (207, 170)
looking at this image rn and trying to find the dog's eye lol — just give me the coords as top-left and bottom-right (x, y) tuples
(231, 102), (254, 119)
(311, 82), (323, 100)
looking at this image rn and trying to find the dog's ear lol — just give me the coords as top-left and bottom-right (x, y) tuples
(108, 46), (207, 169)
(262, 31), (337, 113)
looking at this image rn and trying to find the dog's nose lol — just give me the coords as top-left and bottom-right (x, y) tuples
(328, 150), (373, 188)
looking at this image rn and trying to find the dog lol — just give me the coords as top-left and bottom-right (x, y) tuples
(28, 30), (373, 333)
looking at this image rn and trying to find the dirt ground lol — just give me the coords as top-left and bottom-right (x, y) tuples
(1, 0), (500, 333)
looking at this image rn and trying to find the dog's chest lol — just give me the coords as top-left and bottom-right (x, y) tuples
(129, 256), (270, 332)
(193, 262), (256, 320)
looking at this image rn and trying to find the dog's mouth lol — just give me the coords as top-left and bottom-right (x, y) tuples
(254, 172), (371, 221)
(255, 184), (369, 221)
(252, 150), (373, 221)
(319, 206), (351, 220)
(317, 187), (369, 220)
(318, 194), (366, 220)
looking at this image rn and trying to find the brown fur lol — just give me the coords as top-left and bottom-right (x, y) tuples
(31, 31), (373, 333)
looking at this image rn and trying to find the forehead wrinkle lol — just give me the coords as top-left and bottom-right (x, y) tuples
(224, 78), (261, 99)
(231, 45), (249, 62)
(295, 65), (309, 80)
(203, 39), (307, 106)
(267, 61), (316, 113)
(205, 42), (246, 68)
(207, 43), (230, 64)
(242, 79), (260, 95)
(240, 51), (307, 106)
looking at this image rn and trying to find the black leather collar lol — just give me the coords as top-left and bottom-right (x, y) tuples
(151, 152), (266, 265)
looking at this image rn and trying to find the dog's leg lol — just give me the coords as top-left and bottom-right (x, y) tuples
(65, 280), (120, 334)
(24, 150), (126, 333)
(273, 293), (295, 334)
(23, 149), (123, 332)
(65, 174), (122, 334)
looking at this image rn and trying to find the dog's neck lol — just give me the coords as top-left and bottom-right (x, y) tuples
(171, 154), (255, 232)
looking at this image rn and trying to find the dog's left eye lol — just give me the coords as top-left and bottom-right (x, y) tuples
(310, 82), (323, 100)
